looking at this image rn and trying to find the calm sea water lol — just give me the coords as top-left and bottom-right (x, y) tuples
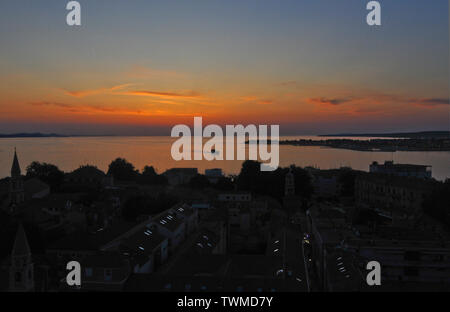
(0, 136), (448, 181)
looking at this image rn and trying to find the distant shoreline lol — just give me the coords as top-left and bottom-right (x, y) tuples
(0, 133), (121, 138)
(319, 131), (449, 139)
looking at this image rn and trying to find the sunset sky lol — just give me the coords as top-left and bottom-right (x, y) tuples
(0, 0), (448, 135)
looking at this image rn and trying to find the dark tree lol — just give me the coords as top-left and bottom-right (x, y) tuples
(236, 160), (262, 193)
(107, 158), (138, 181)
(139, 165), (168, 185)
(236, 160), (313, 201)
(26, 161), (64, 191)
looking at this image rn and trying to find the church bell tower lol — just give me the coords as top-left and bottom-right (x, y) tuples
(9, 224), (34, 292)
(9, 148), (25, 207)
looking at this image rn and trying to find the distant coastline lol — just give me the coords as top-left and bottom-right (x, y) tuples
(1, 130), (449, 139)
(245, 131), (450, 152)
(0, 133), (118, 138)
(319, 131), (450, 139)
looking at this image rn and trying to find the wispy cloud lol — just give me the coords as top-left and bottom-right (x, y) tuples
(30, 101), (73, 108)
(63, 83), (203, 101)
(307, 93), (449, 109)
(29, 101), (144, 115)
(307, 97), (354, 106)
(277, 81), (297, 87)
(414, 98), (449, 107)
(64, 84), (133, 98)
(121, 90), (202, 99)
(240, 96), (273, 105)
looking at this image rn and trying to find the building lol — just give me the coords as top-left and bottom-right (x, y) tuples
(65, 165), (110, 188)
(311, 170), (340, 197)
(170, 204), (199, 235)
(46, 220), (140, 263)
(18, 194), (85, 235)
(120, 225), (168, 273)
(306, 202), (450, 291)
(205, 168), (223, 184)
(369, 161), (432, 179)
(9, 224), (34, 292)
(355, 173), (437, 222)
(162, 168), (198, 186)
(9, 149), (25, 209)
(153, 211), (186, 254)
(23, 178), (50, 200)
(344, 227), (450, 285)
(218, 192), (251, 202)
(76, 252), (131, 291)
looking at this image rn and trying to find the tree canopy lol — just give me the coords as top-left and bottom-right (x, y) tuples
(26, 161), (64, 191)
(107, 158), (138, 181)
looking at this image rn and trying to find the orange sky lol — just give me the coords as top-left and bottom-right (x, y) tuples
(0, 1), (448, 135)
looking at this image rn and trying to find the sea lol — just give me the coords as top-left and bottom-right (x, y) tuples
(0, 136), (449, 181)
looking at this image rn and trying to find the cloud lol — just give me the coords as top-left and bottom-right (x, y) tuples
(30, 101), (73, 108)
(64, 83), (202, 101)
(415, 98), (449, 107)
(277, 81), (297, 87)
(122, 90), (202, 99)
(64, 84), (133, 98)
(29, 101), (145, 115)
(240, 96), (273, 105)
(307, 97), (354, 106)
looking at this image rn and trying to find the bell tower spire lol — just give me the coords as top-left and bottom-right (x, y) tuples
(11, 147), (21, 177)
(9, 148), (25, 207)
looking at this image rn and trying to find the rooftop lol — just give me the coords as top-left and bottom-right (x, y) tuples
(48, 220), (138, 251)
(121, 225), (166, 255)
(155, 212), (184, 232)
